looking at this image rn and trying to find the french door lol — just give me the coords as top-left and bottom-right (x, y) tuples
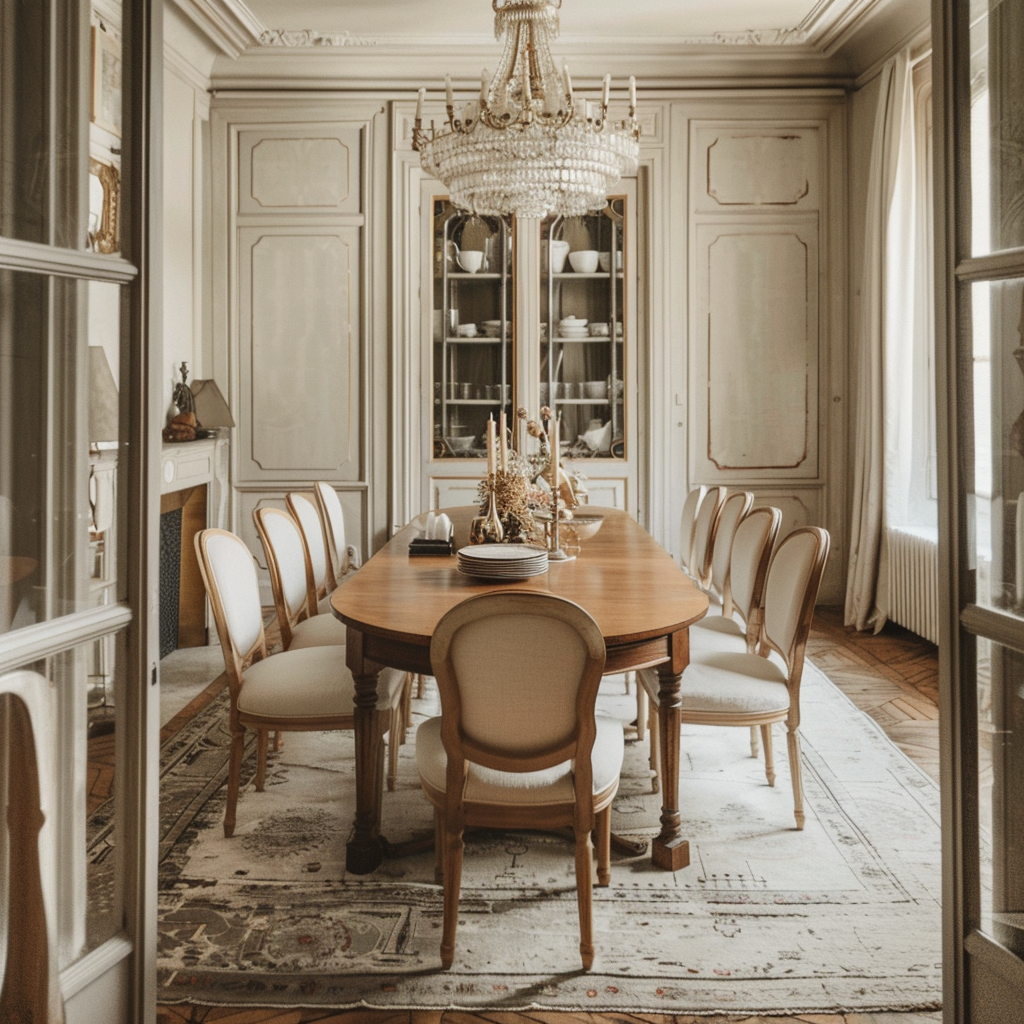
(935, 0), (1024, 1017)
(0, 0), (161, 1020)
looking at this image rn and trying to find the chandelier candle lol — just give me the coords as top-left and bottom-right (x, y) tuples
(412, 0), (640, 219)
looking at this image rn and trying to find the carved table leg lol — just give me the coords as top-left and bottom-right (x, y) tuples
(346, 631), (387, 875)
(651, 660), (690, 871)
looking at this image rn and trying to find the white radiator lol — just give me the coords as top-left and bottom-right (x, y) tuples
(886, 525), (939, 644)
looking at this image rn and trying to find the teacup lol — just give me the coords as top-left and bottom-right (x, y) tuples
(457, 249), (484, 273)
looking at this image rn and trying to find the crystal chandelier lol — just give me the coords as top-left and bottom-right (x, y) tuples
(413, 0), (640, 219)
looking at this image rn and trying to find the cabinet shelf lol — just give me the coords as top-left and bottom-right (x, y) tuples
(444, 336), (506, 344)
(447, 271), (503, 280)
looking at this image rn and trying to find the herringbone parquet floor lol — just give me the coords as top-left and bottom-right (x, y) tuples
(152, 606), (942, 1024)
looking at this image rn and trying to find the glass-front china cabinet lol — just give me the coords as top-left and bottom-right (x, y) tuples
(425, 185), (637, 513)
(431, 201), (514, 458)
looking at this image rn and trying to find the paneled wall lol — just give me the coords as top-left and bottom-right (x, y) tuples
(673, 99), (847, 602)
(210, 98), (389, 598)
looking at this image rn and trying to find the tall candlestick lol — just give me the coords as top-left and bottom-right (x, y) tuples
(487, 416), (496, 478)
(445, 74), (454, 110)
(499, 411), (508, 472)
(416, 87), (425, 122)
(549, 415), (559, 489)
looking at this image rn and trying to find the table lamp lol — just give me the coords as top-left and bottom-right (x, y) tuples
(189, 379), (235, 434)
(88, 345), (119, 448)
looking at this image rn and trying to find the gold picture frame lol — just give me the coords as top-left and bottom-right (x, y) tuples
(91, 27), (121, 138)
(89, 159), (121, 255)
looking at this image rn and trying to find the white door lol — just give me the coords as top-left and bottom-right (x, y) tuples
(0, 0), (161, 1020)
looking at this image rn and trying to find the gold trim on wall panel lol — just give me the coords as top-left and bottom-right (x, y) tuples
(696, 219), (820, 479)
(694, 124), (821, 211)
(239, 226), (362, 480)
(236, 124), (365, 216)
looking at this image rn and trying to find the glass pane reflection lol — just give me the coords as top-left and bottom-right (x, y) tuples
(968, 0), (1024, 256)
(970, 279), (1024, 615)
(977, 638), (1024, 956)
(0, 0), (50, 244)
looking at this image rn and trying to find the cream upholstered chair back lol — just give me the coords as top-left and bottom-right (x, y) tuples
(761, 526), (830, 674)
(690, 485), (726, 587)
(727, 506), (782, 632)
(679, 485), (706, 574)
(195, 529), (266, 684)
(708, 490), (754, 605)
(430, 591), (607, 773)
(286, 491), (330, 603)
(253, 507), (313, 649)
(314, 481), (356, 589)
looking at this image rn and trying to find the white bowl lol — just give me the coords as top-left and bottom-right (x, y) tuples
(581, 380), (607, 399)
(457, 324), (478, 337)
(568, 250), (599, 273)
(559, 316), (587, 327)
(588, 323), (610, 336)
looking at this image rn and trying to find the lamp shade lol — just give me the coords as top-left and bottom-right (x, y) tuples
(190, 379), (235, 429)
(88, 345), (120, 442)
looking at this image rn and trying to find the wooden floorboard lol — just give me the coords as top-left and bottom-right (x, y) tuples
(153, 604), (942, 1023)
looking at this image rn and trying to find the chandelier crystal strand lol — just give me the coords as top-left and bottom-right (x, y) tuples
(413, 0), (639, 219)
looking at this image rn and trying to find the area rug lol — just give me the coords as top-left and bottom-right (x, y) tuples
(153, 659), (942, 1014)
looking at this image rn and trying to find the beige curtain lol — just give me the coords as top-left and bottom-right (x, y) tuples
(845, 52), (915, 632)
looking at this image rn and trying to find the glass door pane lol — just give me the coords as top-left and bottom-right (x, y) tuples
(540, 199), (626, 460)
(968, 279), (1024, 617)
(430, 200), (513, 459)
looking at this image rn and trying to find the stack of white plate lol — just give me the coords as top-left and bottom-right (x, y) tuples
(457, 544), (549, 580)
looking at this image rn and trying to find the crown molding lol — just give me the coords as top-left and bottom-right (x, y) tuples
(168, 0), (264, 58)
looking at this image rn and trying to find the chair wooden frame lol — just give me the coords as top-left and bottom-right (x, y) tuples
(421, 591), (617, 970)
(706, 490), (755, 610)
(643, 526), (829, 829)
(195, 528), (405, 835)
(689, 484), (727, 589)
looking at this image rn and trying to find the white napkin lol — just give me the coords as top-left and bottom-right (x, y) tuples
(430, 513), (452, 541)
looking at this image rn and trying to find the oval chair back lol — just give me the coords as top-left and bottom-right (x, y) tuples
(690, 485), (727, 588)
(707, 490), (754, 608)
(314, 481), (357, 590)
(253, 506), (314, 651)
(286, 491), (331, 608)
(761, 526), (831, 683)
(194, 528), (266, 687)
(678, 485), (706, 576)
(727, 506), (782, 647)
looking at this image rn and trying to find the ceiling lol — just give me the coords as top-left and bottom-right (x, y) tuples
(241, 0), (838, 46)
(203, 0), (930, 89)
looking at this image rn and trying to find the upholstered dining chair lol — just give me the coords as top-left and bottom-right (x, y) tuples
(286, 491), (333, 614)
(253, 506), (348, 651)
(639, 526), (830, 829)
(416, 591), (624, 971)
(704, 490), (754, 608)
(194, 527), (407, 835)
(688, 484), (727, 589)
(313, 481), (361, 592)
(678, 485), (707, 578)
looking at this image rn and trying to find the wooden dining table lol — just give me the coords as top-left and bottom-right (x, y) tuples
(331, 505), (708, 875)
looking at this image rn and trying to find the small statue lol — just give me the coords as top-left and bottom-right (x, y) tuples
(163, 362), (198, 442)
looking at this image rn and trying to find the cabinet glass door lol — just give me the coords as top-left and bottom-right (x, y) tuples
(431, 200), (514, 459)
(540, 198), (627, 460)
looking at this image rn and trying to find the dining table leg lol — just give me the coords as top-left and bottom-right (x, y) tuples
(651, 634), (691, 871)
(345, 632), (386, 875)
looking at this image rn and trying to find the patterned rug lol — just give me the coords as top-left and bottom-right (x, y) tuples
(153, 660), (942, 1013)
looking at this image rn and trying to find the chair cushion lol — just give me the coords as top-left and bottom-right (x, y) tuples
(239, 647), (405, 719)
(639, 651), (789, 717)
(415, 714), (624, 807)
(288, 613), (347, 650)
(689, 614), (746, 657)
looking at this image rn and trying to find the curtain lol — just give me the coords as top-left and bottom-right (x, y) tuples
(845, 52), (916, 632)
